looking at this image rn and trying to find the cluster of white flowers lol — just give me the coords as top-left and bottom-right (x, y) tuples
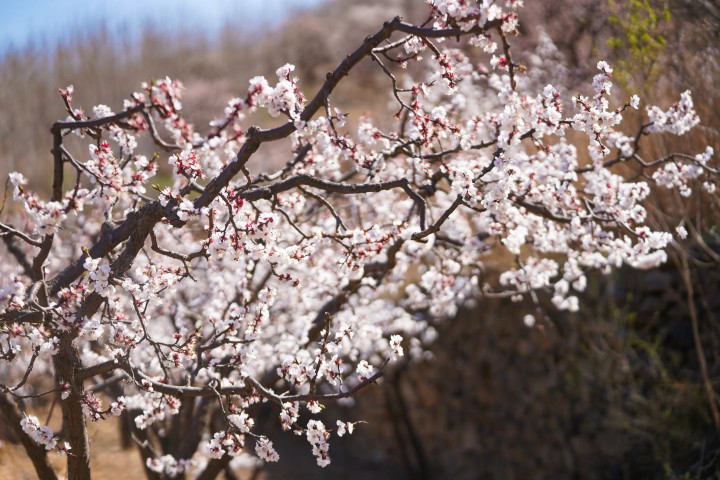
(126, 155), (157, 195)
(26, 327), (60, 357)
(427, 0), (509, 31)
(7, 172), (74, 235)
(388, 334), (404, 360)
(168, 147), (204, 179)
(129, 392), (181, 430)
(241, 64), (305, 125)
(306, 419), (331, 467)
(647, 90), (700, 135)
(651, 147), (714, 197)
(84, 257), (114, 296)
(0, 0), (716, 473)
(20, 416), (57, 450)
(205, 430), (247, 459)
(254, 437), (280, 463)
(228, 411), (254, 433)
(356, 360), (374, 382)
(0, 275), (27, 310)
(279, 401), (300, 430)
(652, 161), (704, 197)
(336, 420), (355, 437)
(146, 455), (194, 477)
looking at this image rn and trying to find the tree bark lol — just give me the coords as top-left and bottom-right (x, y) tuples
(197, 454), (233, 480)
(54, 335), (91, 480)
(174, 397), (213, 460)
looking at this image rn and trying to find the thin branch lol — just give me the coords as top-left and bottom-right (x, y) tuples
(676, 249), (720, 431)
(0, 222), (43, 247)
(141, 110), (183, 152)
(51, 105), (145, 133)
(120, 357), (390, 404)
(298, 186), (346, 232)
(411, 195), (464, 241)
(242, 174), (427, 230)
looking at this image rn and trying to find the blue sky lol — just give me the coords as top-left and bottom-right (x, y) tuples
(0, 0), (326, 53)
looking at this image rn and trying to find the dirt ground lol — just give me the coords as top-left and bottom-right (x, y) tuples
(0, 415), (148, 480)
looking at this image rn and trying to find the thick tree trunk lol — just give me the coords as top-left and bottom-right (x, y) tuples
(127, 409), (162, 480)
(54, 335), (91, 480)
(197, 454), (233, 480)
(174, 397), (213, 460)
(0, 393), (58, 480)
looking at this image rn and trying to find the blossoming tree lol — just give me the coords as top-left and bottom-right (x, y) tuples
(0, 1), (716, 478)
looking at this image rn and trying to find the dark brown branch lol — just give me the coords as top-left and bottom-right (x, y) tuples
(496, 27), (517, 90)
(197, 454), (234, 480)
(242, 174), (427, 230)
(78, 358), (119, 381)
(7, 348), (40, 393)
(394, 19), (503, 38)
(0, 309), (45, 325)
(54, 336), (91, 480)
(0, 222), (43, 247)
(1, 234), (35, 276)
(149, 230), (207, 263)
(278, 358), (390, 402)
(141, 110), (183, 152)
(46, 201), (165, 297)
(512, 198), (572, 224)
(299, 186), (346, 231)
(120, 357), (389, 404)
(411, 195), (464, 241)
(51, 105), (145, 133)
(87, 373), (125, 393)
(174, 396), (214, 460)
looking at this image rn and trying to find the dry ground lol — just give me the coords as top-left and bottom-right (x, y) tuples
(0, 415), (147, 479)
